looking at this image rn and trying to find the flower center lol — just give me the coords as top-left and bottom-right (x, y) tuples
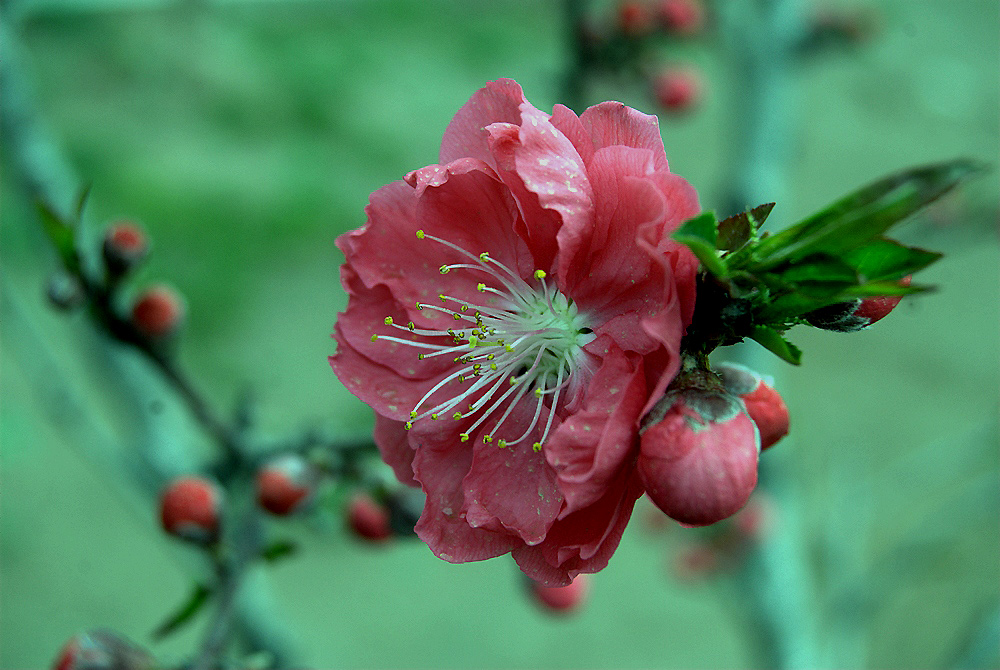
(373, 230), (595, 451)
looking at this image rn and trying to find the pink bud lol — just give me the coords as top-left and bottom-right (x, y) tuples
(618, 1), (652, 37)
(159, 476), (222, 543)
(256, 454), (317, 516)
(131, 285), (184, 338)
(103, 221), (148, 276)
(347, 492), (392, 542)
(715, 362), (789, 450)
(528, 574), (590, 613)
(853, 276), (910, 323)
(805, 276), (911, 331)
(652, 67), (702, 113)
(638, 389), (759, 526)
(672, 545), (719, 581)
(53, 630), (152, 670)
(656, 0), (704, 35)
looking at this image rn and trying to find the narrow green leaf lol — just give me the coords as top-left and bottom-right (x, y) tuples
(35, 200), (80, 274)
(261, 540), (297, 563)
(675, 211), (718, 247)
(749, 325), (802, 365)
(674, 235), (728, 278)
(842, 237), (942, 281)
(152, 583), (212, 640)
(754, 159), (985, 268)
(779, 254), (859, 285)
(73, 183), (93, 223)
(837, 281), (930, 298)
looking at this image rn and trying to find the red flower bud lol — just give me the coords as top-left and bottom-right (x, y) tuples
(638, 389), (759, 526)
(715, 362), (789, 450)
(159, 476), (222, 543)
(652, 67), (702, 113)
(103, 221), (148, 276)
(672, 545), (719, 581)
(53, 630), (152, 670)
(256, 454), (317, 516)
(656, 0), (704, 35)
(618, 1), (652, 37)
(347, 492), (392, 542)
(806, 276), (910, 331)
(527, 574), (590, 613)
(131, 285), (184, 338)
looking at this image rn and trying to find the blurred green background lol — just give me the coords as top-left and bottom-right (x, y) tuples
(1, 0), (998, 668)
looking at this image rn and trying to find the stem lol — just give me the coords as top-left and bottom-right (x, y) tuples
(562, 0), (589, 112)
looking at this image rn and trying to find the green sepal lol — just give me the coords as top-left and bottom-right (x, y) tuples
(35, 200), (81, 275)
(674, 212), (728, 278)
(152, 583), (212, 640)
(717, 202), (774, 252)
(842, 237), (942, 281)
(749, 325), (802, 365)
(753, 159), (984, 269)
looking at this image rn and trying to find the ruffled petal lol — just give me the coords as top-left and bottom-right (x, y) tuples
(439, 78), (527, 169)
(579, 101), (670, 172)
(373, 413), (417, 487)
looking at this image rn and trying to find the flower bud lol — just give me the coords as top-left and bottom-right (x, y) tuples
(638, 388), (759, 526)
(102, 221), (148, 277)
(527, 574), (590, 613)
(805, 276), (910, 331)
(347, 492), (392, 542)
(159, 476), (222, 543)
(256, 454), (318, 516)
(714, 362), (789, 450)
(656, 0), (704, 35)
(131, 285), (184, 338)
(52, 630), (153, 670)
(618, 1), (652, 37)
(652, 67), (702, 113)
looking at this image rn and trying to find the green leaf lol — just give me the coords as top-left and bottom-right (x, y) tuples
(842, 237), (942, 281)
(718, 202), (774, 252)
(152, 583), (212, 640)
(35, 200), (80, 275)
(674, 213), (727, 277)
(779, 254), (860, 285)
(749, 325), (802, 365)
(73, 183), (93, 223)
(754, 159), (985, 268)
(837, 280), (930, 298)
(675, 211), (718, 247)
(261, 540), (297, 563)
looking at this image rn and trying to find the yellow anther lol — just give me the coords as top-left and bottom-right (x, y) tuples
(452, 411), (463, 420)
(430, 413), (440, 420)
(468, 335), (479, 348)
(487, 354), (495, 360)
(497, 439), (508, 448)
(534, 269), (547, 280)
(453, 313), (462, 320)
(439, 294), (447, 303)
(490, 363), (498, 371)
(384, 316), (393, 325)
(532, 442), (542, 452)
(404, 421), (413, 430)
(477, 283), (487, 292)
(407, 322), (415, 331)
(416, 230), (425, 239)
(483, 434), (493, 444)
(458, 375), (466, 383)
(472, 364), (482, 372)
(370, 334), (379, 342)
(410, 410), (418, 419)
(415, 302), (424, 310)
(535, 388), (543, 397)
(479, 252), (490, 262)
(418, 353), (425, 360)
(509, 376), (518, 385)
(505, 344), (514, 352)
(460, 305), (469, 312)
(439, 265), (450, 274)
(460, 433), (470, 442)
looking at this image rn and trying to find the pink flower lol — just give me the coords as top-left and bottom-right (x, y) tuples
(330, 79), (699, 585)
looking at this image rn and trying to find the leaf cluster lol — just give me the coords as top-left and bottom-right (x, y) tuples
(674, 159), (985, 364)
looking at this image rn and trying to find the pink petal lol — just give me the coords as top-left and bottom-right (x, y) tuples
(579, 101), (670, 172)
(411, 423), (521, 563)
(373, 413), (417, 487)
(439, 79), (527, 169)
(544, 342), (646, 515)
(549, 103), (595, 166)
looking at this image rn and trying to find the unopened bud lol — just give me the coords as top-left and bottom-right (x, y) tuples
(347, 492), (392, 542)
(656, 0), (704, 35)
(102, 221), (148, 277)
(159, 476), (222, 544)
(618, 1), (652, 37)
(806, 276), (910, 331)
(46, 273), (85, 311)
(131, 285), (184, 338)
(715, 362), (789, 450)
(652, 67), (702, 113)
(639, 387), (759, 526)
(527, 574), (590, 613)
(256, 454), (318, 516)
(52, 630), (153, 670)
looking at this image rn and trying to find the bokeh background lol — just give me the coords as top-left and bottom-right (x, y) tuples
(2, 0), (998, 668)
